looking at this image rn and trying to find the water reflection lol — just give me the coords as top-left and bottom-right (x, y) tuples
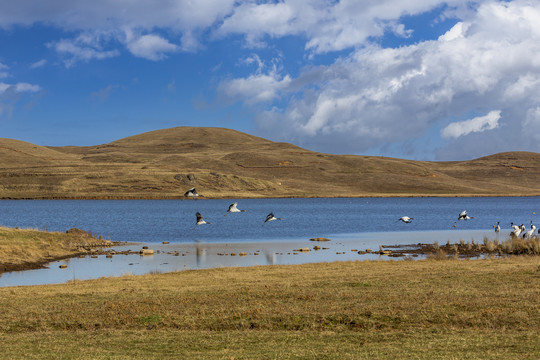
(1, 229), (500, 287)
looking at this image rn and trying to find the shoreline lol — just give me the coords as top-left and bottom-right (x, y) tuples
(2, 193), (540, 200)
(3, 228), (538, 287)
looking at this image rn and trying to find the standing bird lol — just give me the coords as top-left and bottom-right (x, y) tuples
(184, 187), (199, 198)
(457, 210), (474, 221)
(494, 221), (500, 233)
(510, 222), (522, 237)
(524, 221), (536, 239)
(398, 216), (414, 223)
(224, 202), (246, 216)
(263, 213), (282, 225)
(195, 212), (211, 226)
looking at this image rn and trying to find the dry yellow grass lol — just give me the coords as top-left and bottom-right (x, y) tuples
(0, 257), (539, 358)
(0, 226), (113, 272)
(2, 127), (540, 199)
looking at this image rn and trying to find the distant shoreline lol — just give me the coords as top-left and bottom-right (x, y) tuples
(2, 193), (540, 200)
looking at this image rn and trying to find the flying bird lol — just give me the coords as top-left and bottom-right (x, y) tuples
(184, 187), (199, 198)
(398, 216), (414, 223)
(457, 210), (473, 220)
(263, 213), (282, 225)
(195, 212), (211, 226)
(224, 202), (246, 216)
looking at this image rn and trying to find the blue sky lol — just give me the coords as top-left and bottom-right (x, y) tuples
(1, 0), (540, 161)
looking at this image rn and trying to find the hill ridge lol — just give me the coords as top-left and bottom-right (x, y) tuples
(1, 127), (539, 199)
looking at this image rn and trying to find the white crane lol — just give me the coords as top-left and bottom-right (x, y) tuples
(263, 213), (282, 225)
(224, 202), (246, 216)
(398, 216), (414, 223)
(184, 187), (199, 198)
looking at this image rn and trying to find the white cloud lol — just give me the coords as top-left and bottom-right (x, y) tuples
(219, 73), (292, 104)
(0, 0), (237, 63)
(523, 107), (540, 142)
(47, 34), (120, 67)
(441, 110), (501, 139)
(125, 33), (178, 60)
(0, 62), (9, 78)
(0, 81), (41, 117)
(238, 0), (540, 159)
(219, 56), (292, 104)
(30, 59), (47, 69)
(0, 82), (41, 94)
(216, 0), (467, 53)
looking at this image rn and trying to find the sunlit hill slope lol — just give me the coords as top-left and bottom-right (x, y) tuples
(1, 127), (539, 199)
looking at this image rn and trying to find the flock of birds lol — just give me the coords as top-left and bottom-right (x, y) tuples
(399, 210), (539, 239)
(186, 188), (282, 227)
(187, 188), (540, 238)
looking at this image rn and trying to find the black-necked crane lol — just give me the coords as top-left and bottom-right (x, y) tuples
(195, 212), (211, 226)
(224, 202), (246, 216)
(457, 210), (474, 221)
(184, 187), (199, 198)
(494, 221), (500, 233)
(524, 221), (536, 238)
(398, 216), (414, 223)
(510, 222), (522, 237)
(263, 212), (282, 225)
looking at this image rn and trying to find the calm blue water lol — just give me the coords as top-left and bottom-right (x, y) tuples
(1, 197), (539, 243)
(2, 197), (539, 286)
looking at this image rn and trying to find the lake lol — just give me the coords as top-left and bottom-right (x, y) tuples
(1, 197), (538, 286)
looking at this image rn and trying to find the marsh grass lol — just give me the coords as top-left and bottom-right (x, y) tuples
(424, 236), (540, 260)
(0, 258), (539, 358)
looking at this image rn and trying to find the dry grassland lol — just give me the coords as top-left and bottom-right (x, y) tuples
(0, 226), (113, 272)
(0, 257), (539, 359)
(2, 127), (540, 199)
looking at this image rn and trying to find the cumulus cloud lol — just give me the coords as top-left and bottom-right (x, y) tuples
(219, 55), (292, 104)
(219, 73), (292, 104)
(230, 0), (540, 159)
(125, 33), (178, 60)
(0, 0), (237, 64)
(4, 0), (540, 159)
(216, 0), (467, 53)
(441, 110), (501, 139)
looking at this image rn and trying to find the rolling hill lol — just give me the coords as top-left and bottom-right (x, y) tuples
(1, 127), (539, 199)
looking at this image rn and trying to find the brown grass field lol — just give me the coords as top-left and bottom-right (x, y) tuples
(2, 126), (540, 199)
(0, 226), (113, 272)
(0, 257), (539, 359)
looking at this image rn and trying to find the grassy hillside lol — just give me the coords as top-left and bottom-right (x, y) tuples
(1, 127), (540, 199)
